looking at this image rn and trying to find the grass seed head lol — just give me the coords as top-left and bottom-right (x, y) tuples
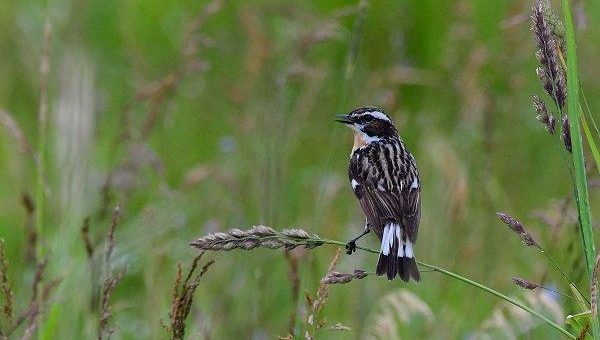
(497, 212), (540, 248)
(512, 277), (540, 290)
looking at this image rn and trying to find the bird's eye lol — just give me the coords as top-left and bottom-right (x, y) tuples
(363, 115), (374, 122)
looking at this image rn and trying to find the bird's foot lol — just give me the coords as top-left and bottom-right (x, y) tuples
(345, 241), (357, 255)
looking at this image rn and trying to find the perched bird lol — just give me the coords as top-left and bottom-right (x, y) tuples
(336, 107), (421, 282)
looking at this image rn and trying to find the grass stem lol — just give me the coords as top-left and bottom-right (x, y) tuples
(316, 238), (575, 339)
(561, 1), (600, 337)
(35, 20), (51, 340)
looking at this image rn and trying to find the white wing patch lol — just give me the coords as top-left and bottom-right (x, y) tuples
(410, 177), (419, 189)
(351, 179), (359, 189)
(405, 241), (414, 258)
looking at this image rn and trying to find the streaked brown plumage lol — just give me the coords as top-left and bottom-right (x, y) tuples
(336, 107), (421, 282)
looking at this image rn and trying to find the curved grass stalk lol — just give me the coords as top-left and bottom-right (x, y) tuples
(316, 238), (575, 339)
(191, 228), (574, 339)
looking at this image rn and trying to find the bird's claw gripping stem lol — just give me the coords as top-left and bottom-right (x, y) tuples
(345, 241), (357, 254)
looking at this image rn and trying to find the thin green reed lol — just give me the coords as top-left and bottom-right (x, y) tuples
(562, 0), (599, 337)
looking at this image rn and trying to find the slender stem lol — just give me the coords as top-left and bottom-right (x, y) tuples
(539, 286), (578, 302)
(562, 2), (599, 338)
(316, 238), (574, 339)
(540, 249), (589, 304)
(35, 21), (51, 340)
(36, 21), (51, 265)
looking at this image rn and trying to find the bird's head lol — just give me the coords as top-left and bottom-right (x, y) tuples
(335, 107), (397, 145)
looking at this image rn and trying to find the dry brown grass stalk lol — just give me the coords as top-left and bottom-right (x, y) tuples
(101, 1), (223, 218)
(127, 0), (222, 141)
(0, 239), (14, 334)
(98, 205), (123, 340)
(304, 248), (341, 340)
(0, 255), (59, 339)
(322, 269), (368, 285)
(190, 226), (321, 251)
(163, 252), (215, 340)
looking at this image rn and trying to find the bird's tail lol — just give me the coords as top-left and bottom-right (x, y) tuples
(376, 223), (420, 282)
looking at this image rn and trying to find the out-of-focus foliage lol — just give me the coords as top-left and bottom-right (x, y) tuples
(1, 0), (600, 338)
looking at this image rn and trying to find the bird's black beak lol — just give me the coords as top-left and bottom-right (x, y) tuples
(335, 114), (354, 124)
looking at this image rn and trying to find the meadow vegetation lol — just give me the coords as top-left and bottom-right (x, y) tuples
(1, 0), (600, 338)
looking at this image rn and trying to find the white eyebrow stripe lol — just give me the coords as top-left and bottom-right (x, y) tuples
(366, 111), (390, 122)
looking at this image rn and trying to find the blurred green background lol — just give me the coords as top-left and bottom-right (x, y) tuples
(1, 0), (600, 338)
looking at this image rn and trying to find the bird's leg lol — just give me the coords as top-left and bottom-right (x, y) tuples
(345, 224), (370, 255)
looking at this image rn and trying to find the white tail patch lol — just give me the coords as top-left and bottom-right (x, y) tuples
(380, 225), (391, 255)
(379, 223), (414, 258)
(405, 241), (414, 258)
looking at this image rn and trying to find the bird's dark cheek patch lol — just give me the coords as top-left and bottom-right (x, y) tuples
(363, 125), (379, 136)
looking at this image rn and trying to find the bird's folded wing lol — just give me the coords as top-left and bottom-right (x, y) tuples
(359, 183), (420, 242)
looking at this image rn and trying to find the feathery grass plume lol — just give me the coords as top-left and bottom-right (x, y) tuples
(470, 290), (565, 339)
(512, 277), (541, 290)
(536, 66), (554, 101)
(532, 94), (556, 134)
(190, 226), (322, 251)
(0, 239), (14, 331)
(305, 249), (341, 340)
(98, 205), (123, 340)
(497, 212), (540, 248)
(322, 269), (368, 285)
(363, 289), (433, 339)
(163, 252), (215, 340)
(531, 0), (567, 109)
(562, 116), (572, 152)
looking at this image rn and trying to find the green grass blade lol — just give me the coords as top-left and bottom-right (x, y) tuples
(562, 0), (600, 337)
(580, 113), (600, 175)
(581, 90), (600, 146)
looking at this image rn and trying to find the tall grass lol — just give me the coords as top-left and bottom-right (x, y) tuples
(1, 0), (600, 338)
(562, 0), (599, 336)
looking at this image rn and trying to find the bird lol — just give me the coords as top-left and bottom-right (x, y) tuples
(335, 106), (421, 282)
